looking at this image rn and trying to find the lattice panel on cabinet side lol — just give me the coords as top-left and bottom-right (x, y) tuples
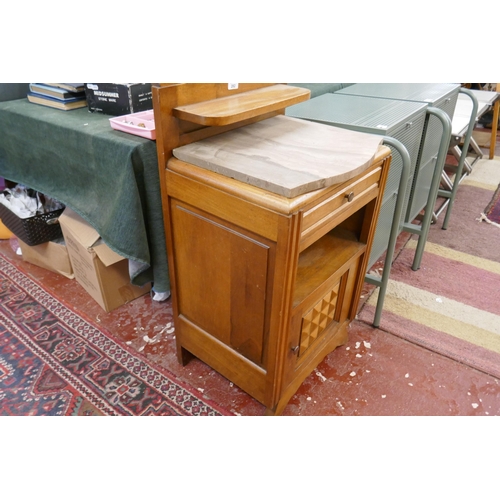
(299, 283), (340, 356)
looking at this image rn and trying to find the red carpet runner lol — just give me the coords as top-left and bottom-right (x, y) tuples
(0, 256), (230, 416)
(359, 158), (500, 379)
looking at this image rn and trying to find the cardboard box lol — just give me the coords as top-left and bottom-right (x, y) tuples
(18, 237), (74, 279)
(58, 208), (151, 312)
(84, 83), (153, 116)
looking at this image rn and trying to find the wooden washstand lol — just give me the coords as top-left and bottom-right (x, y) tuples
(152, 84), (392, 415)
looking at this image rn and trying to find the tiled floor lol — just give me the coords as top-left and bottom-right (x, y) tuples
(2, 125), (500, 417)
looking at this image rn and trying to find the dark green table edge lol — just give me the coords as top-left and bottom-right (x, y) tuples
(0, 99), (169, 293)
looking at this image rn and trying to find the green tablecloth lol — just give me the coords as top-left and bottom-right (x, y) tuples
(0, 99), (169, 293)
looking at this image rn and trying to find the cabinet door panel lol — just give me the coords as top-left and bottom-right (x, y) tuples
(171, 200), (272, 365)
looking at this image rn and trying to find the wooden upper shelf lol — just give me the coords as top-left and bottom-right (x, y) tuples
(172, 84), (311, 126)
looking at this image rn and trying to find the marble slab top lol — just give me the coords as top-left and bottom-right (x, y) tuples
(173, 114), (384, 198)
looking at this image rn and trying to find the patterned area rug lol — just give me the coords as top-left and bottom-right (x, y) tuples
(359, 158), (500, 379)
(0, 256), (229, 416)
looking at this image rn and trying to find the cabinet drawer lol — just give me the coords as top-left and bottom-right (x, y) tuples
(299, 166), (381, 251)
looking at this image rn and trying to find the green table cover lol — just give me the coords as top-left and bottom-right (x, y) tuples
(0, 98), (169, 293)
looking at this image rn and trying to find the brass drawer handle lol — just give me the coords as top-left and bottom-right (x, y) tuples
(345, 191), (355, 202)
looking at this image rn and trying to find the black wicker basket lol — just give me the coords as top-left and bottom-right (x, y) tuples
(0, 203), (64, 246)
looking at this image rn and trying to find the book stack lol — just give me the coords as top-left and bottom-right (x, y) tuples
(27, 83), (87, 111)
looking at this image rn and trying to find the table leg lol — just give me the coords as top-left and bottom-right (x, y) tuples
(490, 100), (499, 159)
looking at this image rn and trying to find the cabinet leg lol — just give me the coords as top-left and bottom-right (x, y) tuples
(264, 396), (291, 416)
(264, 405), (282, 417)
(177, 345), (193, 366)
